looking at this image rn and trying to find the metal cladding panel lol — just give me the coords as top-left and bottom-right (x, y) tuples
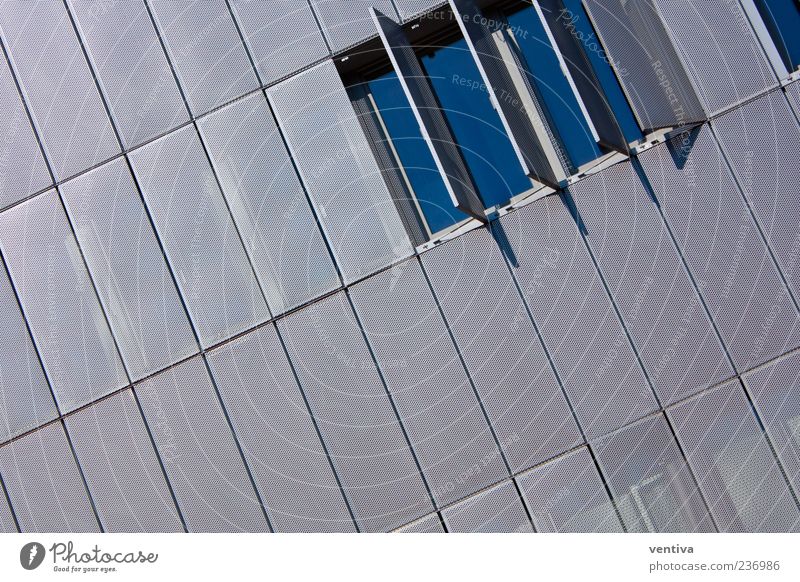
(667, 381), (800, 532)
(0, 422), (100, 532)
(0, 58), (50, 208)
(60, 159), (198, 381)
(442, 480), (533, 532)
(349, 259), (508, 506)
(0, 483), (15, 532)
(64, 390), (184, 533)
(0, 262), (57, 442)
(0, 191), (127, 413)
(593, 414), (715, 532)
(0, 1), (120, 180)
(498, 196), (658, 437)
(230, 0), (329, 85)
(197, 93), (340, 315)
(656, 0), (776, 115)
(68, 0), (189, 148)
(310, 0), (398, 52)
(267, 61), (414, 283)
(744, 351), (800, 496)
(786, 81), (800, 118)
(277, 292), (434, 532)
(449, 0), (560, 186)
(421, 227), (583, 473)
(567, 161), (733, 404)
(518, 447), (623, 532)
(147, 0), (258, 116)
(128, 125), (270, 348)
(638, 125), (800, 371)
(205, 325), (356, 533)
(372, 8), (486, 222)
(395, 0), (446, 20)
(713, 90), (800, 300)
(582, 0), (706, 132)
(136, 357), (269, 532)
(396, 512), (444, 532)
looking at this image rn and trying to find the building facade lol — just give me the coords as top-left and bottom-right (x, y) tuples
(0, 0), (799, 532)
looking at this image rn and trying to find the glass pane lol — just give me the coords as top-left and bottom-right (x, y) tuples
(754, 0), (800, 70)
(368, 70), (461, 234)
(420, 38), (533, 208)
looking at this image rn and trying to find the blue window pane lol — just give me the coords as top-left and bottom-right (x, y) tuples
(754, 0), (800, 70)
(507, 5), (602, 168)
(368, 71), (462, 234)
(420, 39), (533, 208)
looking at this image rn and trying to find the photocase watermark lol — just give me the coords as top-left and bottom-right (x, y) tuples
(556, 9), (628, 77)
(19, 541), (158, 574)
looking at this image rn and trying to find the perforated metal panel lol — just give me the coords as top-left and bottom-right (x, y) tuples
(421, 226), (583, 472)
(582, 0), (706, 132)
(0, 480), (15, 532)
(0, 261), (57, 442)
(64, 390), (184, 532)
(60, 158), (198, 381)
(593, 414), (715, 532)
(277, 292), (434, 532)
(637, 125), (800, 371)
(349, 259), (508, 506)
(442, 480), (532, 532)
(394, 0), (446, 20)
(68, 0), (189, 148)
(310, 0), (398, 52)
(136, 357), (269, 532)
(0, 57), (50, 209)
(667, 381), (800, 532)
(567, 161), (733, 404)
(372, 8), (486, 222)
(0, 190), (127, 413)
(0, 422), (100, 532)
(395, 512), (444, 532)
(267, 61), (414, 283)
(518, 446), (623, 532)
(230, 0), (329, 84)
(147, 0), (258, 116)
(0, 1), (120, 180)
(128, 125), (270, 348)
(197, 93), (340, 316)
(713, 90), (800, 300)
(786, 81), (800, 118)
(206, 325), (356, 532)
(497, 196), (657, 437)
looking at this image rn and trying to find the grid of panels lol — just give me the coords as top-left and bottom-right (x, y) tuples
(310, 0), (398, 52)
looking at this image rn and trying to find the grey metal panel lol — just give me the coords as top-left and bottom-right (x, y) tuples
(0, 422), (100, 532)
(277, 292), (434, 532)
(786, 81), (800, 119)
(197, 93), (340, 315)
(744, 351), (800, 497)
(442, 480), (533, 532)
(68, 0), (189, 148)
(655, 0), (777, 115)
(267, 60), (414, 284)
(205, 325), (356, 533)
(396, 512), (444, 532)
(64, 390), (184, 533)
(0, 57), (50, 208)
(229, 0), (329, 85)
(128, 125), (270, 348)
(498, 196), (658, 437)
(421, 227), (583, 472)
(449, 0), (561, 186)
(60, 159), (198, 381)
(537, 0), (628, 153)
(593, 414), (715, 532)
(567, 161), (733, 404)
(0, 1), (120, 180)
(147, 0), (259, 116)
(518, 446), (623, 532)
(667, 381), (800, 532)
(0, 481), (15, 532)
(0, 261), (57, 442)
(395, 0), (446, 20)
(638, 125), (800, 371)
(582, 0), (706, 131)
(713, 90), (800, 300)
(310, 0), (398, 52)
(136, 357), (269, 532)
(0, 191), (127, 413)
(372, 8), (487, 222)
(349, 259), (508, 506)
